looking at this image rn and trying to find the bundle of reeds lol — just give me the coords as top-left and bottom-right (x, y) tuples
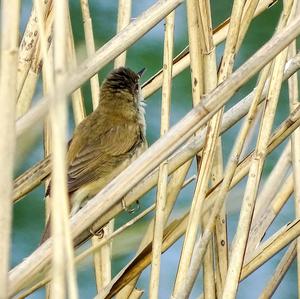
(1, 0), (300, 298)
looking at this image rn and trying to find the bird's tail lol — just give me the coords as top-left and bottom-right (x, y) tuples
(39, 191), (72, 244)
(13, 155), (51, 203)
(40, 217), (51, 244)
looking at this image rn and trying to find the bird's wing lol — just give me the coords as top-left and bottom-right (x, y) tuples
(66, 123), (142, 193)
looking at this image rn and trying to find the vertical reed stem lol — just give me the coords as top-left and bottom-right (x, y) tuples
(0, 1), (20, 298)
(288, 36), (300, 296)
(50, 1), (78, 298)
(80, 0), (100, 109)
(149, 9), (175, 299)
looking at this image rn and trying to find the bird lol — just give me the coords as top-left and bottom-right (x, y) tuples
(41, 67), (147, 243)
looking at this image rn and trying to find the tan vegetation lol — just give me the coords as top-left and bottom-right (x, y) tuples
(1, 0), (300, 298)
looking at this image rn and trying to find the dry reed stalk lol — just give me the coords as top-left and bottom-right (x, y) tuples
(11, 59), (300, 291)
(247, 143), (291, 244)
(112, 11), (251, 296)
(221, 4), (294, 298)
(116, 161), (192, 298)
(11, 0), (277, 204)
(92, 224), (112, 291)
(17, 175), (195, 299)
(98, 214), (190, 299)
(78, 102), (300, 299)
(128, 289), (144, 299)
(33, 3), (55, 296)
(142, 0), (277, 99)
(104, 186), (299, 299)
(23, 78), (300, 299)
(288, 35), (300, 294)
(246, 173), (293, 260)
(241, 217), (300, 280)
(222, 0), (261, 155)
(199, 1), (219, 297)
(50, 0), (78, 298)
(16, 68), (40, 118)
(217, 0), (245, 79)
(9, 22), (300, 295)
(42, 47), (53, 299)
(206, 1), (255, 292)
(174, 21), (273, 299)
(95, 0), (131, 292)
(67, 21), (119, 288)
(77, 204), (154, 264)
(107, 151), (295, 299)
(212, 145), (227, 296)
(15, 203), (156, 299)
(16, 1), (52, 100)
(33, 0), (54, 205)
(92, 1), (132, 290)
(50, 0), (68, 296)
(81, 0), (111, 290)
(35, 7), (83, 296)
(16, 0), (184, 137)
(199, 2), (224, 296)
(212, 150), (226, 296)
(186, 0), (203, 106)
(113, 101), (300, 299)
(34, 0), (54, 88)
(259, 241), (296, 299)
(103, 137), (297, 299)
(67, 15), (86, 125)
(15, 175), (196, 298)
(174, 0), (246, 296)
(35, 7), (57, 299)
(200, 99), (300, 221)
(17, 2), (54, 119)
(172, 0), (211, 294)
(149, 10), (175, 299)
(0, 0), (20, 297)
(236, 0), (260, 50)
(253, 142), (291, 219)
(63, 10), (89, 299)
(240, 107), (263, 159)
(12, 51), (300, 213)
(80, 0), (100, 109)
(114, 0), (132, 68)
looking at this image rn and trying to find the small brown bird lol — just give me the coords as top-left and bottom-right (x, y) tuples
(41, 67), (147, 242)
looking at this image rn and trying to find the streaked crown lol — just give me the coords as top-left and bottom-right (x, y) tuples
(102, 67), (143, 97)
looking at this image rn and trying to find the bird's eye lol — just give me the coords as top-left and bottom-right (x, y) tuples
(135, 83), (139, 91)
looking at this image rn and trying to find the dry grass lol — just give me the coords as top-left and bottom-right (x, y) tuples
(2, 0), (300, 298)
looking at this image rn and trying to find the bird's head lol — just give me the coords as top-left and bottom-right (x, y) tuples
(100, 67), (145, 105)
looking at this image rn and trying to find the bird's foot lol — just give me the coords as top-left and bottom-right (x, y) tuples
(121, 199), (140, 214)
(89, 227), (104, 238)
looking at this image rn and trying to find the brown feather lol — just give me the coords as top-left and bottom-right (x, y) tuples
(40, 67), (147, 244)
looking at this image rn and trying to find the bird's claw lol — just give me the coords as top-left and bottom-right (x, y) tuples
(121, 199), (140, 214)
(89, 227), (104, 238)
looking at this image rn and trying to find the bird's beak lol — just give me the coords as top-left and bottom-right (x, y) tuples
(137, 67), (146, 78)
